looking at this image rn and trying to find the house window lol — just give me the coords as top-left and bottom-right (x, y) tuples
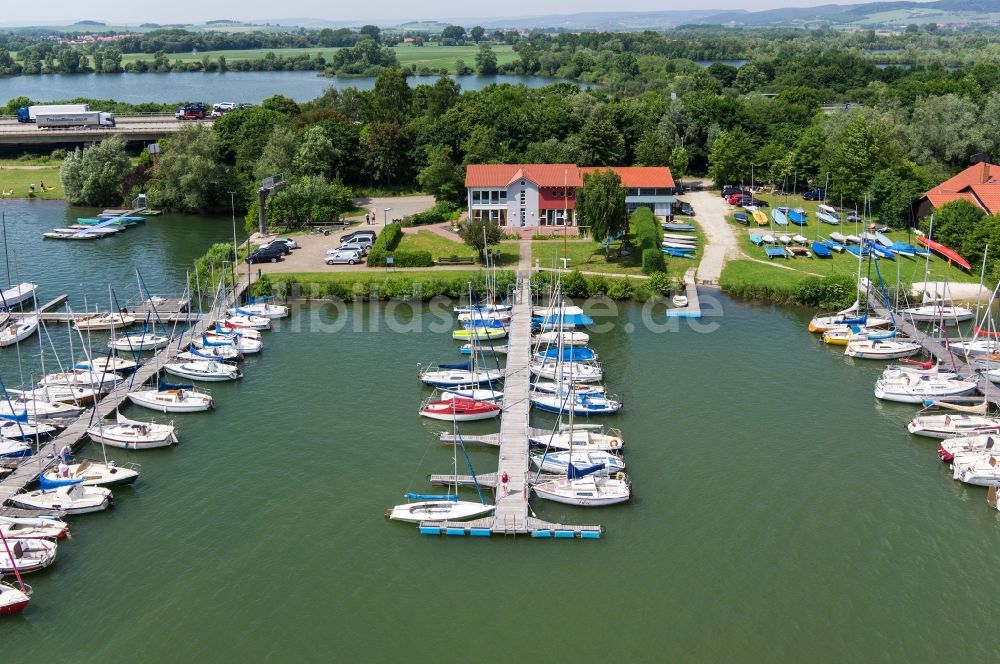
(472, 190), (481, 203)
(519, 190), (526, 205)
(499, 190), (507, 204)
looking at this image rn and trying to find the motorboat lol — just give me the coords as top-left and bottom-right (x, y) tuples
(217, 315), (271, 332)
(533, 473), (631, 506)
(952, 452), (1000, 486)
(73, 312), (135, 330)
(164, 359), (242, 382)
(900, 304), (975, 324)
(937, 434), (1000, 462)
(74, 356), (139, 375)
(874, 376), (978, 403)
(386, 495), (494, 523)
(418, 363), (502, 388)
(0, 516), (69, 540)
(0, 538), (57, 574)
(40, 458), (139, 489)
(0, 316), (38, 347)
(87, 413), (178, 450)
(533, 330), (589, 347)
(950, 339), (1000, 359)
(0, 283), (38, 308)
(8, 484), (112, 514)
(529, 427), (624, 452)
(108, 332), (170, 352)
(128, 381), (214, 413)
(844, 339), (922, 360)
(0, 419), (56, 441)
(529, 360), (603, 383)
(530, 391), (622, 416)
(419, 396), (501, 422)
(530, 450), (625, 475)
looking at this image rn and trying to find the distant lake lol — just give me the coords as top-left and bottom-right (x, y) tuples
(0, 71), (573, 105)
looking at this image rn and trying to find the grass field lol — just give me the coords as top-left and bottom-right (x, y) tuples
(0, 166), (62, 200)
(396, 230), (518, 265)
(117, 44), (517, 73)
(270, 270), (487, 287)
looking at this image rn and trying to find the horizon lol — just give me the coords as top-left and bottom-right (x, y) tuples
(0, 0), (928, 27)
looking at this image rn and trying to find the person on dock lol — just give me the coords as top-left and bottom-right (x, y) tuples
(59, 445), (71, 463)
(500, 472), (510, 496)
(58, 461), (70, 478)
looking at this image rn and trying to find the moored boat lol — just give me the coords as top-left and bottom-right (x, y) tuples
(845, 339), (921, 360)
(0, 516), (69, 540)
(40, 458), (139, 489)
(163, 360), (243, 382)
(73, 312), (135, 330)
(9, 484), (112, 514)
(0, 317), (38, 347)
(87, 413), (178, 450)
(874, 376), (978, 403)
(0, 538), (56, 574)
(419, 396), (501, 422)
(128, 380), (214, 413)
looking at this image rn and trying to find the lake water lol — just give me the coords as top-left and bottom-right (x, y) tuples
(4, 201), (1000, 659)
(0, 72), (569, 105)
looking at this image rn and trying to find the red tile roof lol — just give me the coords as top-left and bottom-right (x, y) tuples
(465, 164), (673, 189)
(922, 162), (1000, 215)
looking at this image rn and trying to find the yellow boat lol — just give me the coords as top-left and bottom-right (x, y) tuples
(753, 210), (768, 226)
(452, 327), (508, 341)
(822, 326), (895, 346)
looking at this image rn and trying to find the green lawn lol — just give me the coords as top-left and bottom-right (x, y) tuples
(0, 166), (62, 200)
(532, 218), (702, 278)
(271, 270), (486, 287)
(118, 44), (517, 74)
(396, 230), (518, 265)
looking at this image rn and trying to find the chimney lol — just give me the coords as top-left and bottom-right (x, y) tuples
(983, 161), (990, 185)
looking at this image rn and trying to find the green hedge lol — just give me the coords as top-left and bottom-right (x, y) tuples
(270, 271), (517, 301)
(641, 247), (666, 275)
(402, 201), (461, 226)
(532, 269), (649, 301)
(720, 269), (856, 309)
(366, 223), (404, 266)
(633, 208), (665, 274)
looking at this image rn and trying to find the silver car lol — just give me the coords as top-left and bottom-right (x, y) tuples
(326, 249), (363, 265)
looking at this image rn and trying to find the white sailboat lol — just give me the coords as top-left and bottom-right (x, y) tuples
(193, 331), (262, 354)
(8, 484), (112, 514)
(845, 339), (922, 360)
(0, 537), (57, 574)
(163, 359), (243, 382)
(533, 330), (590, 346)
(0, 283), (38, 308)
(87, 412), (178, 450)
(531, 450), (625, 475)
(0, 516), (69, 540)
(0, 394), (83, 420)
(952, 451), (1000, 486)
(73, 312), (135, 330)
(108, 331), (170, 352)
(40, 457), (140, 489)
(874, 376), (978, 403)
(0, 316), (38, 347)
(128, 379), (214, 413)
(228, 299), (288, 319)
(217, 314), (271, 331)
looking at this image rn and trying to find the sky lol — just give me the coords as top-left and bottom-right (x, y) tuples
(0, 0), (914, 26)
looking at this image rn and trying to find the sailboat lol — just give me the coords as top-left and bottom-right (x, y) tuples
(531, 290), (630, 506)
(844, 338), (921, 359)
(128, 378), (214, 413)
(217, 314), (271, 332)
(108, 329), (170, 352)
(9, 484), (112, 514)
(387, 420), (493, 523)
(87, 412), (178, 450)
(873, 375), (978, 403)
(40, 457), (139, 489)
(163, 359), (243, 382)
(0, 516), (69, 540)
(228, 296), (288, 319)
(177, 344), (242, 362)
(531, 450), (625, 475)
(193, 330), (262, 354)
(419, 393), (501, 422)
(937, 434), (1000, 463)
(73, 312), (135, 330)
(0, 316), (37, 347)
(0, 535), (56, 576)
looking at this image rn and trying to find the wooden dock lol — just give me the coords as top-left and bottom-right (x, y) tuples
(667, 268), (702, 319)
(423, 275), (603, 538)
(0, 283), (246, 511)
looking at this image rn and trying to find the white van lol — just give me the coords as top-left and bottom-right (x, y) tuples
(339, 236), (374, 254)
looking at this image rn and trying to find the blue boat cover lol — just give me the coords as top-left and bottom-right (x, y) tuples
(811, 241), (831, 257)
(200, 334), (231, 347)
(841, 315), (867, 326)
(534, 313), (594, 326)
(439, 361), (472, 370)
(0, 410), (28, 422)
(567, 462), (606, 479)
(247, 295), (274, 304)
(158, 379), (193, 390)
(538, 347), (596, 361)
(764, 247), (787, 258)
(405, 493), (458, 501)
(463, 319), (505, 329)
(662, 248), (695, 258)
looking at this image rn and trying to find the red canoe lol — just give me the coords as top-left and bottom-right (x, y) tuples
(915, 236), (971, 271)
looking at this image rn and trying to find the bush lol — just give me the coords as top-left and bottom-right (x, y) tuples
(606, 279), (634, 300)
(405, 201), (460, 226)
(586, 274), (608, 297)
(366, 223), (404, 266)
(562, 269), (589, 298)
(647, 272), (675, 295)
(632, 208), (663, 252)
(641, 247), (666, 275)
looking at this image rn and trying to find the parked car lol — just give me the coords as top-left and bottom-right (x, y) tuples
(679, 202), (695, 216)
(259, 241), (291, 256)
(247, 245), (285, 264)
(339, 236), (374, 254)
(802, 188), (826, 201)
(722, 185), (750, 198)
(341, 230), (376, 243)
(210, 102), (236, 118)
(737, 196), (769, 208)
(271, 237), (299, 250)
(326, 249), (364, 265)
(177, 103), (207, 120)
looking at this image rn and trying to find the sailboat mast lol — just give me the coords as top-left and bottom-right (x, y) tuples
(0, 526), (27, 593)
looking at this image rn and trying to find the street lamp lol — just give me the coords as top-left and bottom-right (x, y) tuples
(384, 207), (391, 226)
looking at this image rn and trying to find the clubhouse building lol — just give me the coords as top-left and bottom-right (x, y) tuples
(465, 164), (677, 229)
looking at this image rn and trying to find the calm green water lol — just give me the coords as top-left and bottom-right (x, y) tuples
(2, 215), (1000, 659)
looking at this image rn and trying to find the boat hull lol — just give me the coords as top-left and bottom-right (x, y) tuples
(128, 391), (214, 413)
(387, 501), (494, 523)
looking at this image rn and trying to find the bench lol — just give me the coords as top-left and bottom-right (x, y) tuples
(436, 256), (476, 265)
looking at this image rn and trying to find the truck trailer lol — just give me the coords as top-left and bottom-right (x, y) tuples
(35, 112), (115, 129)
(17, 104), (90, 123)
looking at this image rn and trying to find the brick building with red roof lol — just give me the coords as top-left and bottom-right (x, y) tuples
(465, 164), (676, 229)
(917, 160), (1000, 219)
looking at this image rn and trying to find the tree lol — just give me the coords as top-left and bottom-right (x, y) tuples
(59, 135), (130, 206)
(149, 124), (229, 212)
(254, 125), (296, 182)
(907, 94), (984, 168)
(261, 94), (301, 116)
(824, 111), (902, 206)
(441, 25), (466, 42)
(359, 122), (412, 185)
(929, 199), (986, 262)
(634, 130), (669, 166)
(266, 176), (353, 229)
(707, 128), (755, 187)
(359, 25), (381, 44)
(417, 146), (463, 203)
(867, 161), (930, 228)
(454, 59), (472, 75)
(574, 119), (625, 166)
(470, 26), (486, 43)
(669, 146), (690, 179)
(425, 75), (460, 117)
(475, 45), (498, 75)
(458, 218), (503, 262)
(293, 126), (335, 178)
(733, 63), (766, 93)
(576, 169), (627, 249)
(370, 68), (412, 124)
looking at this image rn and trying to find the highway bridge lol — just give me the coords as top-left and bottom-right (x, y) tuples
(0, 115), (213, 147)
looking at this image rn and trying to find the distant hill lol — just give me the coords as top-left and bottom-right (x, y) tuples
(73, 20), (106, 27)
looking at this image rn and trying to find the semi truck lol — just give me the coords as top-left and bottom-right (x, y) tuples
(16, 104), (90, 123)
(35, 112), (116, 129)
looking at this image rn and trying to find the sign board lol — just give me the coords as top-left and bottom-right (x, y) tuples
(386, 256), (394, 265)
(147, 143), (160, 154)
